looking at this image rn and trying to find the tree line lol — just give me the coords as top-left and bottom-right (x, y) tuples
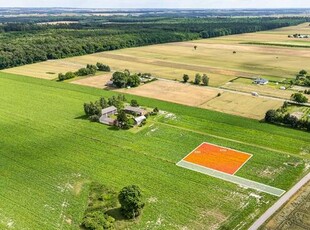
(0, 17), (307, 69)
(58, 63), (110, 81)
(265, 102), (310, 131)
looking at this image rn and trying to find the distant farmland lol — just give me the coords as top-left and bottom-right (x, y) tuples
(0, 72), (309, 229)
(3, 23), (310, 86)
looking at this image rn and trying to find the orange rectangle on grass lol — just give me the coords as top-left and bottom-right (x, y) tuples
(183, 143), (252, 175)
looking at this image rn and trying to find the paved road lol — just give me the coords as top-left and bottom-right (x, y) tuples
(248, 172), (310, 230)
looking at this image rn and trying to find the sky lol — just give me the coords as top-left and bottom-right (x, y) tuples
(0, 0), (310, 9)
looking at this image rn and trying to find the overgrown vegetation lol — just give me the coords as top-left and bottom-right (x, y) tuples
(81, 183), (144, 230)
(265, 102), (310, 131)
(284, 70), (310, 87)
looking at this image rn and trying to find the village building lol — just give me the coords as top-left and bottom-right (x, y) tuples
(124, 105), (147, 116)
(253, 78), (269, 85)
(99, 106), (117, 125)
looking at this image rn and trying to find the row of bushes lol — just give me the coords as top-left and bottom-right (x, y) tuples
(58, 62), (110, 81)
(265, 103), (310, 131)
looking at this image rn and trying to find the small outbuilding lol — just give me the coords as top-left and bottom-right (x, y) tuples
(134, 115), (146, 125)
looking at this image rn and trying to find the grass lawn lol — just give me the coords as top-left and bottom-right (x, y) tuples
(0, 72), (309, 230)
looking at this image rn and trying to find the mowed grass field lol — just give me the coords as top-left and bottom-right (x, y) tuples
(3, 23), (310, 86)
(0, 72), (310, 230)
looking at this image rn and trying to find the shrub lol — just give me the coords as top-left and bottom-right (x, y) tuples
(82, 211), (115, 230)
(291, 93), (308, 103)
(183, 74), (189, 83)
(96, 62), (111, 72)
(265, 109), (278, 123)
(130, 100), (139, 107)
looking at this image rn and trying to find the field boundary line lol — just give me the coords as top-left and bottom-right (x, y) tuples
(248, 172), (310, 230)
(177, 160), (285, 197)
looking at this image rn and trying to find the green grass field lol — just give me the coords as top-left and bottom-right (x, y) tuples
(0, 72), (309, 230)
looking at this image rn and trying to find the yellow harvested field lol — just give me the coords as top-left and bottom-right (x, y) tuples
(116, 80), (222, 107)
(200, 92), (283, 120)
(71, 73), (112, 88)
(3, 23), (310, 86)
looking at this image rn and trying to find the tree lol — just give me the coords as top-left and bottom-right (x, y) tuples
(194, 73), (201, 85)
(86, 64), (98, 75)
(99, 97), (108, 109)
(183, 74), (189, 83)
(265, 109), (278, 123)
(116, 110), (129, 129)
(291, 93), (308, 103)
(82, 211), (115, 230)
(111, 71), (127, 88)
(299, 70), (307, 75)
(127, 74), (141, 87)
(118, 185), (145, 219)
(96, 62), (111, 72)
(108, 96), (124, 110)
(84, 102), (101, 117)
(202, 74), (209, 86)
(130, 99), (139, 107)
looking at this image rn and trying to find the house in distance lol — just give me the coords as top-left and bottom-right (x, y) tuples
(253, 78), (269, 85)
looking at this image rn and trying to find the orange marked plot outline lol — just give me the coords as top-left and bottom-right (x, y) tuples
(183, 142), (252, 175)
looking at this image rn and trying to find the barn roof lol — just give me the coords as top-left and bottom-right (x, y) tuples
(134, 116), (146, 123)
(101, 106), (117, 115)
(124, 106), (146, 114)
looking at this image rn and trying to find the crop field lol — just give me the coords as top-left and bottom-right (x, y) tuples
(71, 73), (113, 89)
(116, 80), (222, 107)
(200, 92), (283, 119)
(0, 72), (310, 229)
(262, 181), (310, 230)
(3, 23), (310, 87)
